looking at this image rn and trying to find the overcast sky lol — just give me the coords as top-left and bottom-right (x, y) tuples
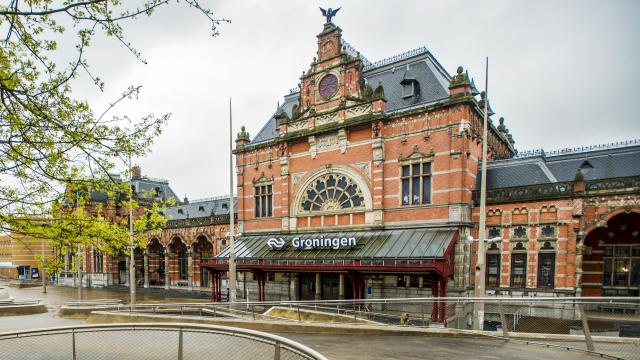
(72, 0), (640, 200)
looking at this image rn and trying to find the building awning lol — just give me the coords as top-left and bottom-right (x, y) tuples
(203, 228), (458, 277)
(0, 262), (15, 269)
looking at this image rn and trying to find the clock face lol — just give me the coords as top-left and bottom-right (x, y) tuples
(318, 74), (338, 99)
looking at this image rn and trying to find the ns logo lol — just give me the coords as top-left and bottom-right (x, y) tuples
(267, 237), (286, 250)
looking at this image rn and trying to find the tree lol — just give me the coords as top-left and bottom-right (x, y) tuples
(2, 179), (174, 285)
(0, 1), (228, 219)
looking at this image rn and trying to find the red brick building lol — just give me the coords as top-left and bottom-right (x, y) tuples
(202, 13), (640, 317)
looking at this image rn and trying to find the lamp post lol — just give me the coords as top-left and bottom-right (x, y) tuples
(227, 97), (237, 303)
(129, 154), (136, 305)
(473, 57), (490, 331)
(41, 236), (46, 294)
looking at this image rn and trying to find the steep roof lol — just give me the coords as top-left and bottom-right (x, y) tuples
(164, 196), (237, 221)
(480, 140), (640, 189)
(249, 47), (451, 146)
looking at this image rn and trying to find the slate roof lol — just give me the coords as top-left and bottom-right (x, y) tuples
(132, 177), (179, 203)
(249, 47), (451, 146)
(87, 175), (179, 204)
(217, 228), (457, 260)
(481, 142), (640, 189)
(164, 196), (237, 221)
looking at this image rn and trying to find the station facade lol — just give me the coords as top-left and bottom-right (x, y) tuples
(201, 14), (640, 317)
(61, 14), (639, 318)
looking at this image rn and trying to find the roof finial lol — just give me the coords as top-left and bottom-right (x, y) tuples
(319, 7), (341, 24)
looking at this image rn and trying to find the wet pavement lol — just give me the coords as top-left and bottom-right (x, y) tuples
(0, 281), (606, 359)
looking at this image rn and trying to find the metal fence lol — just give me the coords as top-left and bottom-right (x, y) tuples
(0, 323), (328, 360)
(68, 297), (640, 360)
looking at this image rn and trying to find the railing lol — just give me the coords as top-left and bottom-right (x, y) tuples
(514, 138), (640, 159)
(0, 323), (328, 360)
(363, 46), (429, 71)
(474, 181), (574, 204)
(80, 297), (640, 360)
(586, 175), (640, 193)
(475, 175), (640, 204)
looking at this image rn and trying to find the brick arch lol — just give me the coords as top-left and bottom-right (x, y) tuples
(291, 164), (373, 218)
(168, 235), (187, 252)
(584, 208), (640, 235)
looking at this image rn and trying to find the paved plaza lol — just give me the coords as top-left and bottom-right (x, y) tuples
(0, 283), (609, 359)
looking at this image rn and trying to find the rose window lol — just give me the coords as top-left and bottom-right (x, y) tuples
(301, 174), (364, 212)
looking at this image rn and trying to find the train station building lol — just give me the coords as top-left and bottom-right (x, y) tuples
(201, 13), (640, 317)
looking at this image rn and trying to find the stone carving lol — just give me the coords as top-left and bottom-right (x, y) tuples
(308, 135), (317, 159)
(338, 128), (347, 154)
(280, 157), (289, 177)
(372, 138), (384, 165)
(346, 103), (372, 119)
(288, 119), (308, 132)
(317, 132), (338, 151)
(292, 172), (305, 188)
(315, 112), (339, 126)
(354, 162), (371, 180)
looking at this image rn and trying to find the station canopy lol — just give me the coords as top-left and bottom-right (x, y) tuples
(220, 228), (457, 259)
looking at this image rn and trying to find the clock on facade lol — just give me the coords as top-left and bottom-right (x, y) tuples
(318, 74), (338, 99)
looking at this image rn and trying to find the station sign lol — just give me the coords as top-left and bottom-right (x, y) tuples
(267, 235), (357, 250)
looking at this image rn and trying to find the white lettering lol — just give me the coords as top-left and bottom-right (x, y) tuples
(268, 235), (358, 250)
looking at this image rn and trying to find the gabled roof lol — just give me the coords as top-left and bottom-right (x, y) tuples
(164, 196), (237, 221)
(249, 47), (452, 146)
(480, 141), (640, 189)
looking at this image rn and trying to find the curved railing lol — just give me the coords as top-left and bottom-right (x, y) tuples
(0, 323), (328, 360)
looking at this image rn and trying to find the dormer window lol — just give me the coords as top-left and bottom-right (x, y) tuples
(198, 206), (205, 212)
(402, 82), (415, 98)
(222, 203), (228, 210)
(401, 66), (418, 98)
(177, 209), (184, 215)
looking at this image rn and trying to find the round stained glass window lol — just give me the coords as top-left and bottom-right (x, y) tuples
(318, 74), (339, 99)
(300, 174), (365, 212)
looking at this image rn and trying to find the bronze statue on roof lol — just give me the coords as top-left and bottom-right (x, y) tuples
(320, 7), (341, 24)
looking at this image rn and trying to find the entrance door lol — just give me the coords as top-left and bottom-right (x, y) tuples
(298, 273), (315, 300)
(200, 267), (209, 287)
(118, 259), (126, 285)
(321, 274), (340, 300)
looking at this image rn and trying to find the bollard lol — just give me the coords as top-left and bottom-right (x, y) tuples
(499, 301), (509, 339)
(578, 305), (595, 352)
(297, 304), (301, 322)
(213, 305), (217, 317)
(421, 303), (425, 327)
(252, 305), (256, 320)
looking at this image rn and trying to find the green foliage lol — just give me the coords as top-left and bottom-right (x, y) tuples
(0, 1), (228, 217)
(0, 0), (224, 265)
(2, 177), (175, 273)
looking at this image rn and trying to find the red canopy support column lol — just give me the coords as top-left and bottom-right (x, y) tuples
(439, 277), (447, 323)
(431, 275), (438, 322)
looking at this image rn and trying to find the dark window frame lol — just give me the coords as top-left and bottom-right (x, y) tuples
(510, 253), (527, 288)
(401, 162), (431, 206)
(254, 184), (273, 218)
(486, 253), (501, 288)
(537, 252), (555, 289)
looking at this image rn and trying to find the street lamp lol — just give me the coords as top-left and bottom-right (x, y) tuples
(469, 234), (502, 331)
(128, 155), (136, 305)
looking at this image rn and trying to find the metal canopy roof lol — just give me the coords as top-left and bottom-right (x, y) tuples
(217, 228), (458, 260)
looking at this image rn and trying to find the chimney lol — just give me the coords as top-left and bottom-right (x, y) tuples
(132, 165), (141, 179)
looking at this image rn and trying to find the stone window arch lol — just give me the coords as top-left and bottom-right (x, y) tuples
(293, 166), (371, 216)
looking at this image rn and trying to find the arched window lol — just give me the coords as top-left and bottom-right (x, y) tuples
(300, 173), (364, 212)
